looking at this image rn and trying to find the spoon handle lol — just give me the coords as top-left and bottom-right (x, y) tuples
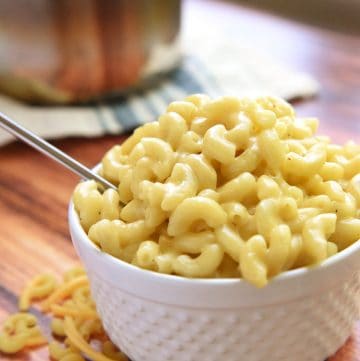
(0, 112), (117, 191)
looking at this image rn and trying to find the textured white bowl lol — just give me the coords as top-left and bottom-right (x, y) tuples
(69, 201), (360, 361)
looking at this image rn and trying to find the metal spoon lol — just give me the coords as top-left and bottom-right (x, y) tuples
(0, 111), (117, 191)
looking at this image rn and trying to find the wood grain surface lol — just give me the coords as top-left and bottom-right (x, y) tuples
(0, 0), (359, 360)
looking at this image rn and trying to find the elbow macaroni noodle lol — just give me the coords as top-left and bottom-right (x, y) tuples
(73, 94), (360, 287)
(0, 313), (47, 354)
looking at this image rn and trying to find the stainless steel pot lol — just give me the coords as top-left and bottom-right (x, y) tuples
(0, 0), (181, 104)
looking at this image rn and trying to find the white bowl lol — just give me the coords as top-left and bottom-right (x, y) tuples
(69, 200), (360, 361)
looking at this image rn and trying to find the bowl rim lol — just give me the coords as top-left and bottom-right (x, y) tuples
(69, 197), (360, 286)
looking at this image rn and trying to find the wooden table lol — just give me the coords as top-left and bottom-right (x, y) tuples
(0, 1), (359, 360)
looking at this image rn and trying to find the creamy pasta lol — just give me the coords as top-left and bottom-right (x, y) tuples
(73, 94), (360, 287)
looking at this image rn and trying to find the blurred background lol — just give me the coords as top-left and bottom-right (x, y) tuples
(0, 0), (359, 144)
(238, 0), (360, 34)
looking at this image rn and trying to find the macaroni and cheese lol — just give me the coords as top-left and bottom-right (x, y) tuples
(73, 95), (360, 287)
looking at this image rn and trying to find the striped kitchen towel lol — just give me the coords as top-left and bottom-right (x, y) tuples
(0, 54), (318, 146)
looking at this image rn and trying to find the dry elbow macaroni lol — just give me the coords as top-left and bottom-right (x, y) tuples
(0, 268), (126, 361)
(73, 94), (360, 287)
